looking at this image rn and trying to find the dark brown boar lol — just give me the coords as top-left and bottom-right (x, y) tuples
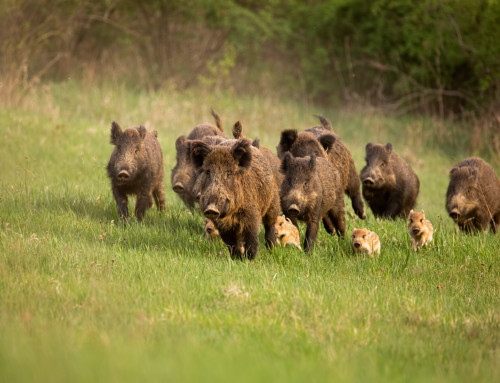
(279, 153), (345, 251)
(360, 142), (419, 218)
(446, 157), (500, 233)
(277, 116), (365, 219)
(191, 138), (280, 259)
(171, 110), (226, 208)
(107, 122), (165, 221)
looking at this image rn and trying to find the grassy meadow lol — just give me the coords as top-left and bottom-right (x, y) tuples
(0, 81), (499, 382)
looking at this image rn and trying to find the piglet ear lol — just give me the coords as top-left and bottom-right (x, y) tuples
(232, 121), (243, 139)
(191, 140), (212, 169)
(231, 139), (252, 169)
(280, 152), (293, 174)
(279, 130), (298, 153)
(319, 133), (336, 152)
(137, 126), (147, 140)
(385, 142), (393, 152)
(110, 121), (122, 145)
(409, 209), (414, 215)
(308, 154), (317, 171)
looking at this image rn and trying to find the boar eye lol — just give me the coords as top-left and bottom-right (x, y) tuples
(362, 235), (366, 239)
(409, 219), (413, 223)
(420, 219), (423, 223)
(303, 181), (308, 188)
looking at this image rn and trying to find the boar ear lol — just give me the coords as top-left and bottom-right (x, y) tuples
(385, 142), (393, 152)
(469, 168), (479, 180)
(252, 138), (260, 148)
(175, 136), (186, 151)
(152, 130), (158, 138)
(280, 152), (293, 174)
(315, 115), (332, 130)
(110, 121), (122, 145)
(279, 130), (298, 152)
(137, 126), (147, 140)
(231, 139), (252, 169)
(365, 142), (373, 152)
(232, 121), (243, 139)
(308, 154), (317, 171)
(319, 133), (336, 152)
(191, 140), (212, 169)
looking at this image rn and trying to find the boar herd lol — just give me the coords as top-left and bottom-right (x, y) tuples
(106, 111), (500, 259)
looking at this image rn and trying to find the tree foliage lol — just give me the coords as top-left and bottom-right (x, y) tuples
(0, 0), (499, 119)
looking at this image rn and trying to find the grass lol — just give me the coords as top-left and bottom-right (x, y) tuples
(0, 81), (499, 382)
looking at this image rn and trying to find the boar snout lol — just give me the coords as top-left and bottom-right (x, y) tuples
(286, 203), (300, 216)
(204, 204), (220, 220)
(412, 226), (420, 234)
(172, 182), (185, 193)
(117, 170), (130, 180)
(363, 176), (375, 186)
(449, 208), (460, 220)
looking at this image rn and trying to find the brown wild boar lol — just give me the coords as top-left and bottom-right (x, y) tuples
(351, 228), (380, 256)
(446, 157), (500, 233)
(171, 110), (226, 208)
(279, 153), (345, 252)
(360, 142), (419, 218)
(191, 138), (280, 259)
(276, 116), (365, 220)
(274, 215), (301, 249)
(107, 122), (165, 221)
(408, 209), (434, 250)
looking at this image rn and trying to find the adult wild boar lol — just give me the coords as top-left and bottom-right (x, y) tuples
(191, 138), (280, 259)
(446, 157), (500, 233)
(107, 122), (165, 221)
(171, 110), (226, 208)
(276, 116), (365, 219)
(280, 153), (345, 251)
(360, 142), (419, 218)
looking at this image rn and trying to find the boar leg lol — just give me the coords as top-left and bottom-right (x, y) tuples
(263, 202), (279, 248)
(492, 213), (500, 234)
(304, 219), (319, 252)
(112, 188), (129, 220)
(328, 208), (345, 238)
(322, 217), (335, 235)
(153, 183), (166, 211)
(346, 170), (366, 219)
(135, 190), (153, 222)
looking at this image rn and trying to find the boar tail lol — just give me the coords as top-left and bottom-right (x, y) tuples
(211, 108), (224, 132)
(315, 115), (332, 131)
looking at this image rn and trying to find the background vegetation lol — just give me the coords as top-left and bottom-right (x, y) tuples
(1, 1), (499, 381)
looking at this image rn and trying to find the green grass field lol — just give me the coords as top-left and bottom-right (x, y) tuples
(1, 82), (499, 382)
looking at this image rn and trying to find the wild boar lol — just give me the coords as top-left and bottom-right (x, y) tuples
(171, 110), (226, 208)
(360, 142), (419, 218)
(408, 209), (434, 250)
(191, 138), (280, 259)
(107, 121), (165, 221)
(279, 153), (345, 252)
(276, 116), (365, 220)
(446, 157), (500, 233)
(274, 215), (301, 249)
(351, 228), (381, 256)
